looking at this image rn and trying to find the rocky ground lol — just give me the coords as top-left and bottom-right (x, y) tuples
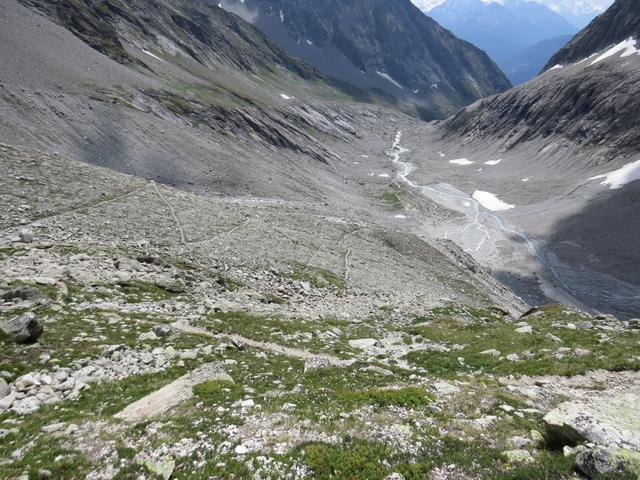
(1, 141), (639, 480)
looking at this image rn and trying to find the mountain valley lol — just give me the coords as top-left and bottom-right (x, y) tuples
(1, 0), (639, 478)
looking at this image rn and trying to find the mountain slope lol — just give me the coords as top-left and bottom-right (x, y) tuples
(440, 0), (640, 160)
(428, 0), (577, 83)
(544, 0), (640, 68)
(220, 0), (511, 119)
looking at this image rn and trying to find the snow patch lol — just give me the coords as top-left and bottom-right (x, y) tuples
(142, 49), (164, 62)
(377, 173), (390, 178)
(589, 159), (640, 189)
(449, 158), (474, 165)
(522, 178), (529, 182)
(549, 64), (563, 70)
(590, 37), (640, 66)
(472, 191), (515, 211)
(376, 71), (403, 90)
(484, 159), (502, 166)
(394, 214), (407, 219)
(279, 94), (293, 100)
(279, 10), (284, 22)
(438, 151), (445, 158)
(306, 39), (313, 45)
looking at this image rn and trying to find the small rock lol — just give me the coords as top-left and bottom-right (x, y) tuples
(507, 436), (532, 449)
(153, 324), (172, 338)
(0, 378), (9, 399)
(15, 373), (39, 391)
(235, 444), (249, 455)
(362, 365), (394, 376)
(1, 312), (43, 343)
(41, 422), (65, 433)
(502, 449), (534, 464)
(141, 457), (175, 480)
(37, 469), (52, 480)
(479, 349), (501, 357)
(515, 325), (533, 334)
(545, 333), (563, 343)
(574, 348), (591, 357)
(431, 381), (460, 395)
(506, 353), (520, 362)
(18, 229), (33, 243)
(138, 331), (159, 341)
(529, 429), (545, 447)
(11, 396), (41, 415)
(385, 474), (406, 480)
(348, 338), (377, 349)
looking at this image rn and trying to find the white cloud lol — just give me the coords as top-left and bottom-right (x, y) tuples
(410, 0), (613, 14)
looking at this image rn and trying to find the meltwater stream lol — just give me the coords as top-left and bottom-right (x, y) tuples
(387, 130), (597, 313)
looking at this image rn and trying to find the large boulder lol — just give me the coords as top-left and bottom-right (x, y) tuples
(544, 384), (640, 478)
(576, 446), (640, 478)
(0, 312), (43, 343)
(544, 389), (640, 449)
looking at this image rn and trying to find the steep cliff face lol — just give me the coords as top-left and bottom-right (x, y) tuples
(221, 0), (511, 118)
(544, 0), (640, 69)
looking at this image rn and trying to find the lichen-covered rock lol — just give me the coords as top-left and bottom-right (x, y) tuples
(0, 311), (43, 343)
(502, 449), (534, 464)
(543, 387), (640, 450)
(576, 446), (640, 478)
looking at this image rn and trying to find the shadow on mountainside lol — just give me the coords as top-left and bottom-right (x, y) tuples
(543, 180), (640, 319)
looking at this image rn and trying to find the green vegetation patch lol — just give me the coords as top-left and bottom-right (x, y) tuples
(406, 305), (640, 377)
(380, 185), (407, 210)
(337, 386), (433, 409)
(283, 261), (346, 290)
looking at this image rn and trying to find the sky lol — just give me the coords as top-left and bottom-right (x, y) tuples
(411, 0), (614, 14)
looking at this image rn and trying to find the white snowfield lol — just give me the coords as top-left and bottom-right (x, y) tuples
(484, 159), (502, 166)
(549, 64), (563, 70)
(589, 158), (640, 189)
(376, 71), (404, 90)
(590, 37), (640, 66)
(449, 158), (474, 165)
(279, 94), (293, 100)
(472, 190), (515, 211)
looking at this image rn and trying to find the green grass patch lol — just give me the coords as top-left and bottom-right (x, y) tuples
(406, 305), (640, 377)
(337, 386), (433, 409)
(379, 186), (406, 210)
(284, 261), (345, 290)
